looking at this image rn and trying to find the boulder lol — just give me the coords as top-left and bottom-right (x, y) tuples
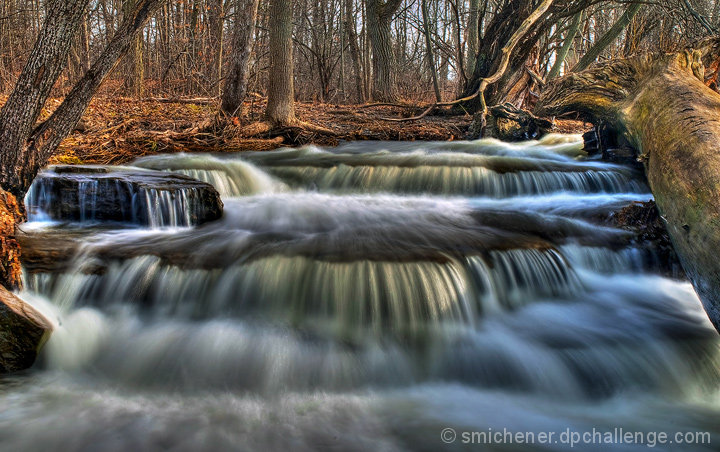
(26, 165), (223, 227)
(0, 287), (52, 373)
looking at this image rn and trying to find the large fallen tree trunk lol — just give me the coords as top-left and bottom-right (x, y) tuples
(536, 42), (720, 331)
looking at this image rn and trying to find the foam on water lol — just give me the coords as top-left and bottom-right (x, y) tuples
(133, 153), (287, 197)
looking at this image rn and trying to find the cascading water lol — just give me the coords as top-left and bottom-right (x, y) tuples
(2, 136), (719, 451)
(233, 136), (647, 196)
(133, 154), (287, 198)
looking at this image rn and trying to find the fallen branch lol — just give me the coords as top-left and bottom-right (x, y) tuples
(143, 97), (219, 105)
(357, 102), (420, 109)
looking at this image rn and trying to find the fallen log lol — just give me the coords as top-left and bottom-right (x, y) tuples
(536, 45), (720, 331)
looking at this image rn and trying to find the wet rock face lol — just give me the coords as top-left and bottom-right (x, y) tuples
(0, 287), (52, 373)
(26, 165), (223, 227)
(610, 201), (682, 278)
(0, 190), (23, 290)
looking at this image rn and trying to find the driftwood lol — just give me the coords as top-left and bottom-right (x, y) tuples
(536, 43), (720, 331)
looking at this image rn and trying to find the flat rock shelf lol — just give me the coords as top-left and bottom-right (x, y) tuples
(24, 165), (223, 227)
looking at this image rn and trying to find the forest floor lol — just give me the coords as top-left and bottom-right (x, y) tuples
(10, 95), (590, 166)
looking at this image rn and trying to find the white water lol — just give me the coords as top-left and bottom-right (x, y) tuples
(2, 136), (719, 451)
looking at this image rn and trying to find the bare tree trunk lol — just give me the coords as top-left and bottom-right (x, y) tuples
(81, 12), (91, 71)
(362, 0), (371, 99)
(122, 0), (145, 97)
(221, 0), (260, 115)
(266, 0), (297, 125)
(572, 3), (642, 72)
(0, 0), (166, 196)
(344, 0), (365, 102)
(465, 0), (481, 78)
(366, 0), (402, 101)
(420, 0), (441, 102)
(207, 0), (225, 95)
(462, 0), (542, 110)
(547, 11), (581, 79)
(0, 0), (90, 196)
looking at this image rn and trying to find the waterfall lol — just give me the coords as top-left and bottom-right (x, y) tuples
(263, 164), (644, 196)
(133, 154), (287, 197)
(9, 135), (720, 452)
(24, 166), (221, 227)
(131, 139), (646, 197)
(25, 246), (665, 339)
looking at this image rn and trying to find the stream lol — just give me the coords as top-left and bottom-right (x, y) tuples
(1, 135), (719, 451)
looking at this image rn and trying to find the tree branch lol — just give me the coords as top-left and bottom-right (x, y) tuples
(383, 0), (555, 122)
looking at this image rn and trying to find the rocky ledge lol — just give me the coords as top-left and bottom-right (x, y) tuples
(25, 165), (223, 227)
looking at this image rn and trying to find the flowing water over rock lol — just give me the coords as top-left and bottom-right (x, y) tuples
(2, 136), (719, 451)
(25, 165), (223, 227)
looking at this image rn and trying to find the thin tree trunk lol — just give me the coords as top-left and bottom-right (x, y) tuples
(345, 0), (365, 102)
(420, 0), (441, 102)
(265, 0), (296, 125)
(340, 0), (346, 100)
(465, 0), (481, 78)
(572, 3), (642, 72)
(81, 13), (91, 71)
(122, 0), (145, 97)
(547, 11), (582, 79)
(208, 0), (225, 95)
(221, 0), (260, 115)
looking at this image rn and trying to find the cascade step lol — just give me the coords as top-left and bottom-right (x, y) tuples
(25, 165), (223, 227)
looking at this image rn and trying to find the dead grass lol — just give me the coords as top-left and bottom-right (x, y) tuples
(0, 94), (591, 166)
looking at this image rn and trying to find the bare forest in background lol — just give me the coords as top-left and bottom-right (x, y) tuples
(2, 0), (720, 108)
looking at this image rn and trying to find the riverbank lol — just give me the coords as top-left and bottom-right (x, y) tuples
(19, 95), (591, 166)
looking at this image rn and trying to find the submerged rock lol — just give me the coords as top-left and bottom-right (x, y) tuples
(610, 201), (682, 277)
(26, 165), (223, 227)
(0, 287), (52, 373)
